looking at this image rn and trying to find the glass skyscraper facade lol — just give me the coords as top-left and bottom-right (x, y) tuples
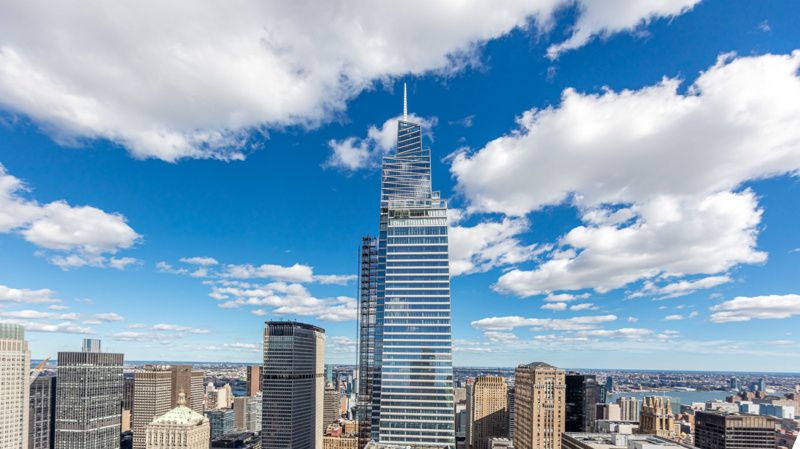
(362, 108), (455, 448)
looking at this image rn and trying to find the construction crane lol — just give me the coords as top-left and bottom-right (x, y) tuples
(29, 356), (50, 386)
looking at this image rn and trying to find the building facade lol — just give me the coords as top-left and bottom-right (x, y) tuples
(262, 321), (325, 449)
(234, 395), (262, 433)
(565, 373), (599, 433)
(640, 397), (678, 439)
(144, 393), (209, 449)
(0, 323), (30, 449)
(357, 235), (378, 449)
(325, 385), (341, 432)
(469, 376), (508, 449)
(170, 365), (205, 414)
(133, 365), (173, 449)
(617, 397), (640, 422)
(513, 362), (565, 449)
(55, 342), (124, 449)
(206, 409), (235, 440)
(246, 365), (261, 397)
(29, 375), (56, 449)
(694, 411), (777, 449)
(507, 387), (515, 441)
(370, 86), (455, 448)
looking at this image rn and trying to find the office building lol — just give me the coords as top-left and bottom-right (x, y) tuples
(357, 235), (379, 449)
(234, 394), (262, 433)
(206, 409), (235, 440)
(514, 362), (565, 449)
(507, 387), (515, 441)
(759, 403), (795, 419)
(55, 340), (124, 449)
(246, 365), (261, 397)
(562, 433), (692, 449)
(488, 438), (513, 449)
(262, 321), (325, 449)
(29, 375), (56, 449)
(324, 436), (358, 449)
(326, 365), (334, 384)
(325, 385), (341, 431)
(82, 338), (102, 353)
(617, 397), (640, 422)
(640, 397), (678, 439)
(0, 323), (31, 449)
(211, 431), (261, 449)
(694, 411), (777, 449)
(133, 365), (173, 449)
(565, 373), (599, 432)
(605, 377), (614, 395)
(170, 365), (205, 414)
(144, 392), (210, 449)
(468, 376), (508, 449)
(369, 84), (455, 448)
(0, 323), (30, 449)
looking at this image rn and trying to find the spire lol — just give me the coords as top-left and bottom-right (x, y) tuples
(403, 82), (408, 121)
(177, 388), (187, 406)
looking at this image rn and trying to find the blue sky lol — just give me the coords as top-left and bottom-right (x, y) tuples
(1, 0), (799, 371)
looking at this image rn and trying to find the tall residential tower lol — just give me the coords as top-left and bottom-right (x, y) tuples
(366, 85), (455, 448)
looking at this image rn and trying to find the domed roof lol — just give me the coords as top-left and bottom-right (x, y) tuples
(151, 392), (207, 427)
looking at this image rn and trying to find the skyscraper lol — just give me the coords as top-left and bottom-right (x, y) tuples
(206, 409), (235, 439)
(82, 338), (102, 353)
(357, 235), (378, 449)
(694, 411), (777, 449)
(29, 375), (56, 449)
(0, 323), (30, 449)
(468, 376), (508, 449)
(246, 365), (261, 397)
(324, 385), (341, 432)
(513, 362), (565, 449)
(133, 365), (173, 449)
(262, 321), (325, 449)
(565, 373), (599, 432)
(507, 387), (515, 441)
(369, 83), (455, 448)
(55, 340), (123, 449)
(170, 365), (205, 414)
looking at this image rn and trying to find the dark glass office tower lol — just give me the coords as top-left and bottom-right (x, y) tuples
(55, 342), (124, 449)
(357, 236), (379, 449)
(29, 375), (56, 449)
(370, 87), (455, 448)
(262, 321), (325, 449)
(565, 373), (599, 432)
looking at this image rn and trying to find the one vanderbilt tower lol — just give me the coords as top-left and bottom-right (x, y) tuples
(367, 84), (455, 448)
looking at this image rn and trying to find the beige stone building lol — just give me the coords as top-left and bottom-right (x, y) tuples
(469, 376), (508, 449)
(323, 436), (358, 449)
(133, 365), (173, 449)
(170, 365), (204, 414)
(0, 324), (29, 449)
(145, 393), (210, 449)
(640, 396), (679, 439)
(513, 362), (565, 449)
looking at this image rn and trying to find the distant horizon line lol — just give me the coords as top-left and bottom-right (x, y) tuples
(29, 359), (800, 376)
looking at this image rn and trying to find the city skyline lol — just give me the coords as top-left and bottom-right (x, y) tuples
(1, 0), (800, 372)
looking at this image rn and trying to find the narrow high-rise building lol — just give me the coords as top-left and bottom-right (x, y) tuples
(565, 373), (599, 432)
(507, 387), (515, 441)
(324, 385), (341, 432)
(640, 397), (678, 439)
(144, 392), (210, 449)
(55, 339), (123, 449)
(694, 411), (777, 449)
(0, 323), (30, 449)
(262, 321), (325, 449)
(170, 365), (204, 414)
(29, 375), (56, 449)
(369, 83), (455, 448)
(133, 365), (173, 449)
(513, 363), (565, 449)
(468, 376), (508, 449)
(246, 365), (261, 397)
(357, 235), (378, 449)
(616, 397), (639, 422)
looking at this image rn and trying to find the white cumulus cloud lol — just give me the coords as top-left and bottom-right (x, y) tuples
(710, 294), (800, 323)
(0, 1), (698, 161)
